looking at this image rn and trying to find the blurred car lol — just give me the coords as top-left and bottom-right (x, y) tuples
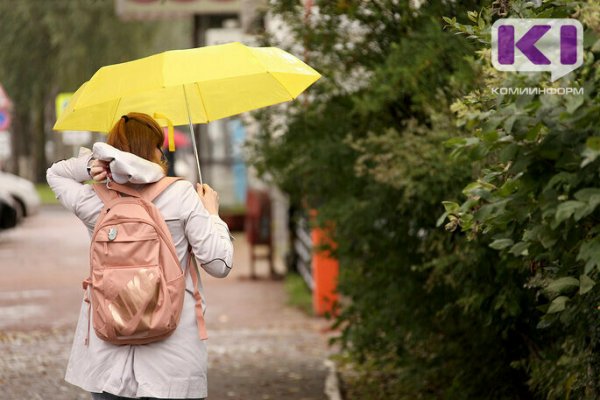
(0, 188), (18, 230)
(0, 171), (41, 218)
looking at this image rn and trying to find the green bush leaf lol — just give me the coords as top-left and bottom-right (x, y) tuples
(579, 275), (595, 295)
(546, 277), (579, 295)
(565, 94), (584, 114)
(436, 211), (448, 228)
(555, 201), (586, 225)
(547, 296), (568, 314)
(489, 238), (514, 250)
(509, 241), (529, 256)
(586, 136), (600, 151)
(574, 188), (600, 202)
(443, 137), (466, 147)
(576, 238), (600, 275)
(442, 201), (460, 212)
(572, 188), (600, 220)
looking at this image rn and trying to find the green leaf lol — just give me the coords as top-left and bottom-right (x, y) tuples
(544, 172), (576, 191)
(574, 188), (600, 202)
(489, 238), (514, 250)
(442, 201), (460, 213)
(525, 122), (543, 141)
(442, 16), (454, 25)
(586, 137), (600, 151)
(509, 241), (529, 256)
(482, 115), (504, 133)
(482, 130), (499, 144)
(555, 201), (586, 225)
(564, 94), (584, 114)
(576, 238), (600, 275)
(579, 274), (595, 295)
(436, 211), (448, 228)
(581, 147), (600, 168)
(443, 137), (466, 147)
(462, 181), (482, 195)
(572, 188), (600, 220)
(499, 143), (518, 163)
(497, 178), (519, 197)
(547, 296), (568, 314)
(503, 114), (517, 133)
(546, 277), (579, 294)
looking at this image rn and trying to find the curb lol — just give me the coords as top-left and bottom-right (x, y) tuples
(324, 359), (343, 400)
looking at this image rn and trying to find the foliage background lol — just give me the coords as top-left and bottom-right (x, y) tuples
(0, 0), (188, 181)
(250, 0), (599, 398)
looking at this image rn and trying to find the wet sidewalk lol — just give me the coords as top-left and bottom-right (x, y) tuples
(0, 206), (332, 399)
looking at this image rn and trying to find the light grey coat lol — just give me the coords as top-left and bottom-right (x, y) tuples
(46, 145), (233, 399)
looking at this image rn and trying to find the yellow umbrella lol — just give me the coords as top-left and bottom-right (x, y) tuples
(54, 42), (321, 183)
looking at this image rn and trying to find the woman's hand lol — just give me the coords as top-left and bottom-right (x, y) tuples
(89, 159), (112, 182)
(196, 183), (219, 215)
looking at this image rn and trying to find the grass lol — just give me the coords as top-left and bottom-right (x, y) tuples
(35, 184), (59, 205)
(284, 273), (314, 316)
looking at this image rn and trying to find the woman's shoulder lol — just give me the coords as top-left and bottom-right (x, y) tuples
(167, 178), (195, 195)
(140, 178), (194, 197)
(154, 179), (198, 219)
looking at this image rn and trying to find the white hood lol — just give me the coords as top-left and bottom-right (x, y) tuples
(81, 142), (165, 184)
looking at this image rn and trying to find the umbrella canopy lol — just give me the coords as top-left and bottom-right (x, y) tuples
(53, 42), (321, 133)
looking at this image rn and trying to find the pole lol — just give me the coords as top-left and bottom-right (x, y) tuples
(183, 85), (203, 185)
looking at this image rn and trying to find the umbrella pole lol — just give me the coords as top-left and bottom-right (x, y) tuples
(183, 85), (203, 185)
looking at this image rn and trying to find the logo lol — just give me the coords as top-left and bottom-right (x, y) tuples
(492, 19), (583, 81)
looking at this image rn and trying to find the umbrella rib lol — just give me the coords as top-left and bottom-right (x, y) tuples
(248, 49), (296, 100)
(110, 97), (123, 132)
(265, 70), (296, 100)
(194, 82), (210, 123)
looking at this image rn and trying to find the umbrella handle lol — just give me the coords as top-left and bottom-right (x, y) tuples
(183, 85), (203, 185)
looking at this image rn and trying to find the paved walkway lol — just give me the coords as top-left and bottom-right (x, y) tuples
(0, 206), (331, 400)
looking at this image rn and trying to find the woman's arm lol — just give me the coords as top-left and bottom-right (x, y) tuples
(46, 150), (93, 214)
(180, 182), (233, 278)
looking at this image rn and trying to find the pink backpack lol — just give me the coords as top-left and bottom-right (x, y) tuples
(81, 178), (208, 345)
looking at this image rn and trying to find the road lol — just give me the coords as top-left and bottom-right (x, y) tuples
(0, 205), (332, 400)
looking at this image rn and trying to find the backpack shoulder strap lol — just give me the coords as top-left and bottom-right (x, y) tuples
(92, 182), (119, 205)
(93, 181), (143, 204)
(187, 250), (208, 340)
(106, 181), (142, 198)
(142, 177), (183, 202)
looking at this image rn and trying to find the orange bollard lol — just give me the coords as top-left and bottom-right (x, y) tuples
(310, 212), (339, 316)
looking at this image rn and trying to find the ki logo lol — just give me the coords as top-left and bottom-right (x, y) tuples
(491, 19), (583, 81)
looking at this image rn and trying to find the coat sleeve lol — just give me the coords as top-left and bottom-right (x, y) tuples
(46, 150), (92, 213)
(179, 181), (233, 278)
(46, 150), (102, 229)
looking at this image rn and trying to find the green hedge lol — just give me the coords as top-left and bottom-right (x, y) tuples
(250, 1), (599, 398)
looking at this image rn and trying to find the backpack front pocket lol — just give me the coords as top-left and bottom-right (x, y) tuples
(94, 222), (160, 267)
(100, 265), (164, 340)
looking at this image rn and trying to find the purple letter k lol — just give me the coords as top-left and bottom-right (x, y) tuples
(516, 25), (551, 65)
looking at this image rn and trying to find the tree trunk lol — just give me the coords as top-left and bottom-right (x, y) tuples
(11, 107), (33, 177)
(32, 102), (46, 183)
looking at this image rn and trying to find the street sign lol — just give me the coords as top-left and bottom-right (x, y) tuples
(0, 130), (11, 160)
(55, 92), (73, 120)
(0, 110), (10, 130)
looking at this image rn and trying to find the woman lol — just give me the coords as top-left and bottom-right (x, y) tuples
(47, 112), (233, 400)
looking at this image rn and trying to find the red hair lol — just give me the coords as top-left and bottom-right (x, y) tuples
(107, 112), (167, 174)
